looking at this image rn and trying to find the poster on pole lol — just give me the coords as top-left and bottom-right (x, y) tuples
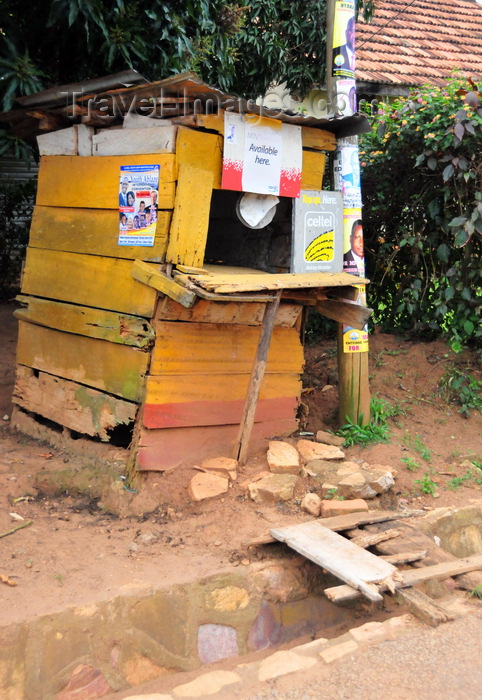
(291, 190), (343, 273)
(118, 164), (160, 247)
(332, 0), (356, 79)
(222, 113), (302, 198)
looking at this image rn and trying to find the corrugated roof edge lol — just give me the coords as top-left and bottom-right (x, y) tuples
(5, 71), (370, 138)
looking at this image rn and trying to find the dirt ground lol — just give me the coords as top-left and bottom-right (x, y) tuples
(0, 300), (481, 626)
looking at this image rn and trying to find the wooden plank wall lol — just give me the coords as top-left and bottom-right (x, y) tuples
(16, 117), (330, 461)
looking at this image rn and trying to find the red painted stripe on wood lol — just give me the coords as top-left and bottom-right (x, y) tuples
(143, 396), (297, 428)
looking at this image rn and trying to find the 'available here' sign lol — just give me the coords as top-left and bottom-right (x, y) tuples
(222, 113), (302, 198)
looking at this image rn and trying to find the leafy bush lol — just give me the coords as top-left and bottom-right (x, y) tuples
(0, 179), (36, 299)
(360, 76), (481, 348)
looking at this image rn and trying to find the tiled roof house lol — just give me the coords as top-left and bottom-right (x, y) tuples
(356, 0), (482, 96)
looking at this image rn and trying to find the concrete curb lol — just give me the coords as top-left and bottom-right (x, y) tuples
(120, 595), (478, 699)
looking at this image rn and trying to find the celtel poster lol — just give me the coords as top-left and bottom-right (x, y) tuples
(118, 164), (160, 246)
(222, 113), (302, 198)
(291, 191), (343, 273)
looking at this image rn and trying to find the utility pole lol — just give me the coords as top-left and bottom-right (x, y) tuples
(326, 0), (370, 427)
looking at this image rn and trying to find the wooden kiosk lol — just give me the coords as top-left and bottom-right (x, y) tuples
(10, 73), (369, 473)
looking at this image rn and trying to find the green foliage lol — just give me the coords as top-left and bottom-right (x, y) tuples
(0, 178), (36, 298)
(0, 0), (375, 112)
(403, 433), (431, 462)
(360, 76), (482, 346)
(414, 473), (437, 496)
(324, 488), (345, 501)
(400, 456), (420, 472)
(438, 364), (482, 417)
(337, 395), (401, 446)
(469, 584), (482, 599)
(447, 468), (482, 490)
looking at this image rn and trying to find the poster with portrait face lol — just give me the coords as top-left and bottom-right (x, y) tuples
(118, 164), (160, 247)
(332, 0), (356, 79)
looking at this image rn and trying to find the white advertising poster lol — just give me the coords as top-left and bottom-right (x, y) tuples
(222, 113), (302, 197)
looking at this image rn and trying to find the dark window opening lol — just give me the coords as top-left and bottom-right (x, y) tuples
(204, 190), (293, 273)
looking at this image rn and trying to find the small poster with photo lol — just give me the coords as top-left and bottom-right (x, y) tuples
(118, 164), (160, 247)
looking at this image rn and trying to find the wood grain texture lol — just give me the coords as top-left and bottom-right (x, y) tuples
(29, 205), (171, 261)
(13, 366), (138, 440)
(131, 260), (196, 308)
(301, 150), (326, 191)
(14, 296), (155, 348)
(93, 126), (177, 155)
(136, 418), (298, 471)
(156, 298), (302, 327)
(175, 126), (222, 188)
(16, 321), (149, 402)
(21, 248), (157, 317)
(270, 520), (396, 602)
(179, 268), (369, 293)
(36, 154), (177, 209)
(143, 372), (300, 428)
(166, 164), (214, 268)
(150, 321), (304, 376)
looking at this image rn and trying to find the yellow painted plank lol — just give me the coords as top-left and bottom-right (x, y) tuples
(196, 113), (224, 133)
(156, 298), (302, 327)
(175, 127), (223, 188)
(145, 373), (301, 405)
(14, 296), (155, 348)
(150, 321), (304, 375)
(301, 127), (336, 152)
(13, 366), (138, 440)
(21, 248), (157, 317)
(301, 150), (326, 191)
(179, 268), (368, 293)
(36, 154), (177, 209)
(131, 259), (196, 308)
(166, 164), (214, 268)
(16, 322), (149, 402)
(29, 205), (171, 261)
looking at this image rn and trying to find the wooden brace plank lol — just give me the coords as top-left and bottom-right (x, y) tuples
(13, 366), (138, 440)
(131, 260), (196, 308)
(15, 295), (155, 348)
(315, 299), (372, 330)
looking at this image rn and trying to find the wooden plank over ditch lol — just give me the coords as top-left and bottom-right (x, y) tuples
(13, 366), (138, 440)
(21, 248), (157, 317)
(270, 520), (398, 602)
(16, 322), (149, 402)
(29, 206), (171, 261)
(36, 154), (177, 209)
(149, 321), (304, 376)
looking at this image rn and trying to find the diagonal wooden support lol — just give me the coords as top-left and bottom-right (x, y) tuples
(233, 289), (282, 465)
